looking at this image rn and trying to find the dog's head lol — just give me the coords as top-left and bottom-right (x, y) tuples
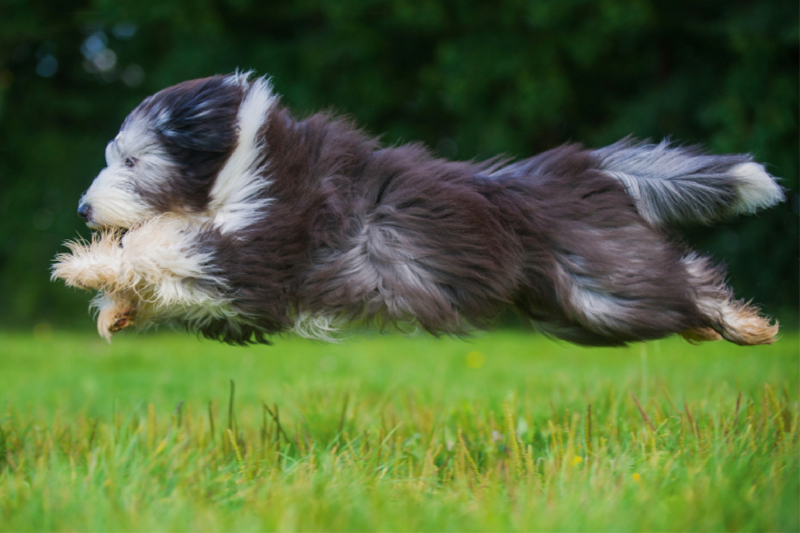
(79, 72), (273, 229)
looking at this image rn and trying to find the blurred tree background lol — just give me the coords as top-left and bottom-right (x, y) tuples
(0, 0), (797, 331)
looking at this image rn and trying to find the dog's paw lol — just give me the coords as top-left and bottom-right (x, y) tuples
(51, 233), (125, 291)
(97, 302), (136, 342)
(680, 327), (723, 344)
(52, 253), (119, 291)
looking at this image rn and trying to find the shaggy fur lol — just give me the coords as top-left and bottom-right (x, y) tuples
(52, 73), (784, 346)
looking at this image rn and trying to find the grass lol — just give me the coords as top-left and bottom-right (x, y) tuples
(0, 328), (798, 532)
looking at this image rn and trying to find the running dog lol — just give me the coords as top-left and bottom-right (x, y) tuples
(52, 72), (784, 346)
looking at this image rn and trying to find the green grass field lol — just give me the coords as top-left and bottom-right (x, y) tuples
(0, 329), (797, 532)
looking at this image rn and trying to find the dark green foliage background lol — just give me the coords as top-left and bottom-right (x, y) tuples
(0, 0), (797, 329)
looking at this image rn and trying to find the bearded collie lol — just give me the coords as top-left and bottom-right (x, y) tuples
(53, 72), (783, 346)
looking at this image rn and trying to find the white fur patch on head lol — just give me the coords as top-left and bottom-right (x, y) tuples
(729, 162), (785, 215)
(80, 169), (155, 229)
(209, 75), (277, 233)
(82, 118), (174, 229)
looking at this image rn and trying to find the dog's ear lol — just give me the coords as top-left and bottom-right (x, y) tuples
(153, 76), (244, 153)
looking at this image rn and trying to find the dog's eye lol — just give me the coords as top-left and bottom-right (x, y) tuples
(124, 157), (136, 168)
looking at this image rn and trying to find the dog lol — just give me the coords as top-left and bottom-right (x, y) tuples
(52, 72), (784, 346)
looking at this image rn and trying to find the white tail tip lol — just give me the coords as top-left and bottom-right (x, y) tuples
(730, 162), (784, 215)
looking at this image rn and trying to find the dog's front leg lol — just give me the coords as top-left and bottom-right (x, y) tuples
(93, 291), (139, 342)
(54, 216), (227, 340)
(52, 231), (128, 291)
(115, 216), (224, 309)
(53, 216), (219, 297)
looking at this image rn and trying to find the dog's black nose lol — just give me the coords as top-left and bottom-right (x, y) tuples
(77, 203), (91, 221)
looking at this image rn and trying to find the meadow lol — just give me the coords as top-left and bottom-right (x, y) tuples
(0, 328), (797, 531)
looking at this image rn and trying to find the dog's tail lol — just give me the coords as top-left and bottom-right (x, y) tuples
(593, 139), (784, 227)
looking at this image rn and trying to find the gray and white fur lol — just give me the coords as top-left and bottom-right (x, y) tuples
(52, 72), (784, 347)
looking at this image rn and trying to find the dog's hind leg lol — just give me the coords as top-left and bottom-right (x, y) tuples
(680, 254), (778, 345)
(679, 326), (723, 343)
(535, 239), (705, 346)
(546, 251), (778, 346)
